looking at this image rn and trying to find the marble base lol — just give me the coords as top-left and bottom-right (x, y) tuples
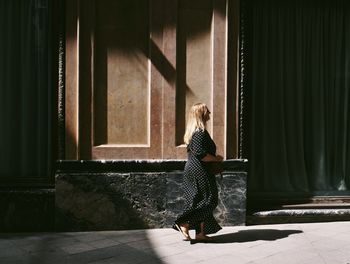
(55, 171), (247, 231)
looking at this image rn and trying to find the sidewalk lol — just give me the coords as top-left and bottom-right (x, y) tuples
(1, 221), (350, 264)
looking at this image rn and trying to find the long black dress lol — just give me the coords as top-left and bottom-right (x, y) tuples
(174, 128), (222, 235)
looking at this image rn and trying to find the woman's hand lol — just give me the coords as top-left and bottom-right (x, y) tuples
(216, 155), (223, 162)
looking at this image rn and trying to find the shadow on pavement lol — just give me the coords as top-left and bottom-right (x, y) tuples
(191, 229), (303, 244)
(0, 231), (166, 264)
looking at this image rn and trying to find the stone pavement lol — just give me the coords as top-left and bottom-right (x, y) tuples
(0, 221), (350, 264)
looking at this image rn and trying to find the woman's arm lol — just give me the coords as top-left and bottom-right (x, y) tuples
(201, 154), (223, 162)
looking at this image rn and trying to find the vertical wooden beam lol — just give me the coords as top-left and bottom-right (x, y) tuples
(65, 0), (79, 159)
(212, 0), (228, 158)
(148, 0), (163, 158)
(226, 0), (240, 159)
(162, 0), (180, 159)
(79, 0), (93, 159)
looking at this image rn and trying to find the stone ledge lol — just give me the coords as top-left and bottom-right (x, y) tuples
(253, 208), (350, 217)
(247, 208), (350, 225)
(55, 159), (248, 173)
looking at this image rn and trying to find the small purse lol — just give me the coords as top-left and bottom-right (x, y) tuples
(188, 144), (223, 175)
(204, 161), (224, 175)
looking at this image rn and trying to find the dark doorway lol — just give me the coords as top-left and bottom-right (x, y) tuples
(242, 0), (350, 212)
(0, 0), (54, 185)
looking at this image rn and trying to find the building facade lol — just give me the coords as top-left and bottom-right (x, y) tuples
(1, 0), (350, 231)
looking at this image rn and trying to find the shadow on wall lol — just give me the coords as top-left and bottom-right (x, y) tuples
(55, 172), (168, 231)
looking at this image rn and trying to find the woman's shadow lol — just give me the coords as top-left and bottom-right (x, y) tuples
(191, 229), (303, 244)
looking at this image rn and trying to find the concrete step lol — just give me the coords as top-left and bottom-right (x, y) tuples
(247, 208), (350, 225)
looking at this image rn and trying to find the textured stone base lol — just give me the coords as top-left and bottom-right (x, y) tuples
(0, 188), (55, 232)
(55, 171), (247, 231)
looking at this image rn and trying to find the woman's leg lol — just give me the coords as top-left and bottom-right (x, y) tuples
(195, 222), (213, 241)
(195, 222), (202, 235)
(174, 222), (191, 241)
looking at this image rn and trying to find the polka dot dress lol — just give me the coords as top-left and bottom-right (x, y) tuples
(174, 128), (222, 235)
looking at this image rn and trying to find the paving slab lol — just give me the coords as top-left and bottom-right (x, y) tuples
(0, 221), (350, 264)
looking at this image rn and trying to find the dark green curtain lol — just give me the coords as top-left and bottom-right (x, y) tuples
(245, 0), (350, 194)
(0, 0), (51, 179)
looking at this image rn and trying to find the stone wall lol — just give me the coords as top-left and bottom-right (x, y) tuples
(55, 160), (247, 231)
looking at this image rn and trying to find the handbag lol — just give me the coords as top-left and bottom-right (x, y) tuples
(188, 145), (223, 175)
(204, 161), (224, 175)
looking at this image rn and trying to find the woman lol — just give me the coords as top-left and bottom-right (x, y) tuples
(173, 103), (223, 242)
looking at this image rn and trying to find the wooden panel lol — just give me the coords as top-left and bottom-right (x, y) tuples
(176, 0), (213, 146)
(94, 0), (150, 146)
(170, 0), (231, 159)
(184, 8), (213, 118)
(90, 0), (162, 159)
(64, 0), (239, 160)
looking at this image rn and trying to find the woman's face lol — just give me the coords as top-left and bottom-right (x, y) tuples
(203, 108), (211, 122)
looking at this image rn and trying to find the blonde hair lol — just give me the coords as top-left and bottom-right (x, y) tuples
(183, 103), (210, 145)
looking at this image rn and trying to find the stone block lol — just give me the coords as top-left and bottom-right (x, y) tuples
(56, 169), (247, 231)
